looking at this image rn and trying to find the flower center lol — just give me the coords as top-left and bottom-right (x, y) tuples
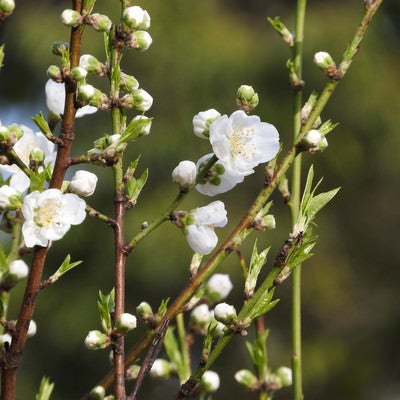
(229, 127), (255, 160)
(34, 199), (62, 228)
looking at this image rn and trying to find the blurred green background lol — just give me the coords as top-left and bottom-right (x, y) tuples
(0, 0), (399, 399)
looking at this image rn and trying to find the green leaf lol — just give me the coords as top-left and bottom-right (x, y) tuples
(305, 188), (340, 223)
(163, 327), (187, 382)
(0, 246), (8, 278)
(47, 254), (82, 284)
(240, 286), (279, 322)
(126, 168), (148, 207)
(156, 298), (170, 318)
(245, 329), (269, 372)
(35, 376), (54, 400)
(120, 116), (153, 143)
(245, 241), (270, 298)
(32, 112), (53, 139)
(97, 289), (115, 334)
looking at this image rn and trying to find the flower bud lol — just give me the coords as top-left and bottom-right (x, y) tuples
(130, 115), (152, 137)
(69, 170), (98, 197)
(7, 124), (23, 142)
(89, 385), (105, 400)
(0, 333), (11, 349)
(71, 66), (88, 82)
(0, 125), (10, 142)
(61, 9), (82, 27)
(29, 147), (45, 164)
(205, 274), (233, 303)
(120, 89), (153, 112)
(125, 31), (153, 51)
(126, 364), (140, 380)
(213, 303), (237, 325)
(51, 41), (69, 56)
(190, 304), (212, 331)
(275, 366), (292, 387)
(84, 330), (110, 350)
(115, 313), (137, 334)
(77, 84), (109, 109)
(317, 135), (328, 151)
(150, 359), (174, 378)
(236, 85), (259, 113)
(192, 109), (221, 139)
(200, 371), (220, 392)
(0, 185), (22, 210)
(136, 301), (154, 322)
(234, 369), (258, 389)
(8, 259), (29, 279)
(79, 54), (105, 75)
(120, 72), (139, 93)
(122, 6), (151, 30)
(86, 13), (112, 32)
(46, 65), (63, 82)
(172, 160), (197, 191)
(27, 320), (37, 338)
(0, 0), (15, 14)
(313, 51), (336, 70)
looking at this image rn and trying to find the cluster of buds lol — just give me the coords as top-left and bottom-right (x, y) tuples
(236, 85), (259, 113)
(120, 6), (152, 51)
(61, 8), (112, 32)
(235, 366), (292, 393)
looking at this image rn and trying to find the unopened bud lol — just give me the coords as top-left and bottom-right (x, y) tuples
(84, 330), (110, 350)
(0, 0), (15, 14)
(77, 84), (109, 109)
(234, 369), (258, 389)
(69, 170), (98, 197)
(89, 385), (105, 400)
(150, 359), (174, 378)
(71, 66), (88, 82)
(50, 41), (69, 57)
(200, 371), (220, 393)
(275, 366), (292, 387)
(125, 31), (152, 51)
(205, 274), (233, 303)
(313, 51), (335, 70)
(122, 6), (151, 30)
(213, 303), (237, 325)
(47, 65), (63, 82)
(190, 304), (212, 331)
(86, 13), (112, 32)
(192, 109), (221, 139)
(80, 54), (106, 75)
(126, 364), (140, 380)
(120, 89), (153, 112)
(120, 73), (139, 93)
(236, 85), (259, 113)
(8, 259), (29, 279)
(136, 301), (154, 322)
(115, 313), (137, 334)
(27, 320), (37, 338)
(172, 160), (197, 191)
(61, 9), (82, 27)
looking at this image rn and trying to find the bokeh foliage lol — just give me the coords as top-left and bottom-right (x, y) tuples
(0, 0), (399, 399)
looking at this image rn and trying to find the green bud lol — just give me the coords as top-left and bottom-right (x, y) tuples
(200, 371), (220, 393)
(84, 330), (111, 350)
(236, 84), (259, 113)
(126, 364), (140, 381)
(125, 31), (152, 51)
(61, 9), (82, 27)
(0, 125), (10, 142)
(77, 84), (109, 109)
(149, 359), (174, 378)
(89, 385), (105, 400)
(51, 41), (69, 56)
(46, 65), (63, 82)
(87, 13), (112, 32)
(122, 6), (151, 30)
(213, 303), (237, 325)
(71, 66), (88, 82)
(136, 301), (154, 322)
(275, 366), (292, 387)
(120, 72), (139, 93)
(30, 147), (45, 163)
(313, 51), (336, 70)
(80, 54), (105, 75)
(234, 369), (258, 389)
(0, 0), (15, 14)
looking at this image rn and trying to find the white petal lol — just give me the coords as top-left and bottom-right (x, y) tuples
(185, 225), (218, 255)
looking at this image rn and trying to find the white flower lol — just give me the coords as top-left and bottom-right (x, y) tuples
(193, 109), (221, 139)
(205, 273), (233, 303)
(0, 126), (57, 192)
(22, 189), (86, 247)
(0, 185), (21, 209)
(8, 259), (29, 279)
(69, 170), (98, 197)
(45, 80), (97, 119)
(209, 110), (279, 177)
(201, 370), (220, 392)
(185, 201), (228, 255)
(195, 153), (244, 196)
(213, 302), (237, 325)
(172, 160), (197, 190)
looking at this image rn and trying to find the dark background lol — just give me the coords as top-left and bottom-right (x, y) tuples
(0, 0), (399, 399)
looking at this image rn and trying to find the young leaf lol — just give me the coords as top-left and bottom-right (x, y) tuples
(35, 376), (54, 400)
(97, 289), (115, 334)
(126, 168), (148, 207)
(46, 254), (82, 284)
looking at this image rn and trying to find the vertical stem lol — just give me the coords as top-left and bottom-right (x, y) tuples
(290, 1), (306, 400)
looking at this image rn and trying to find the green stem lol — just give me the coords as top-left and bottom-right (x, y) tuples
(290, 0), (306, 399)
(176, 313), (191, 383)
